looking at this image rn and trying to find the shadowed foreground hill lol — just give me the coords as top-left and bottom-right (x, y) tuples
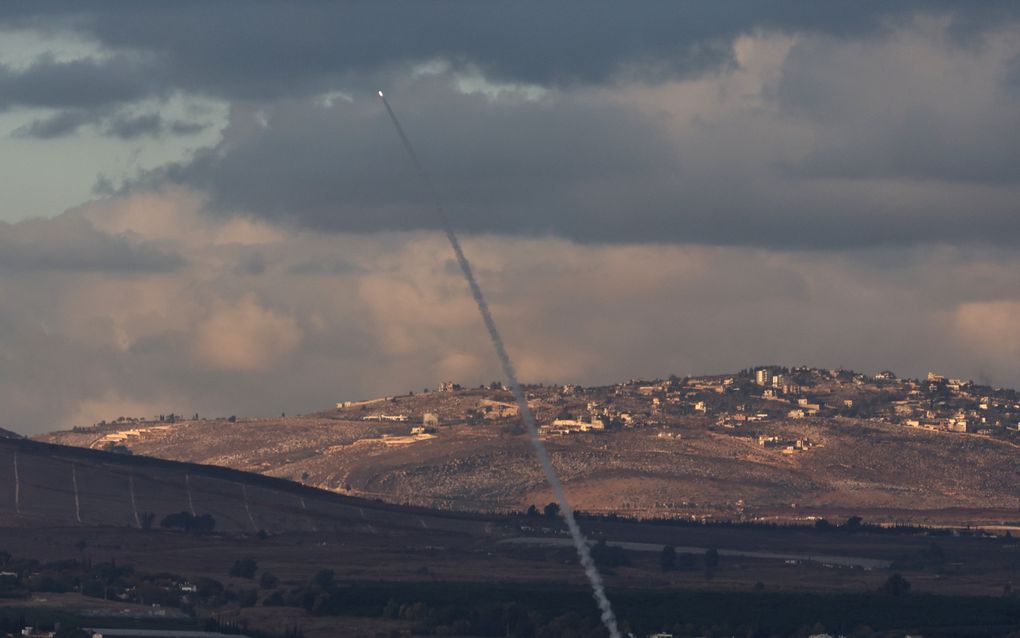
(5, 436), (1020, 637)
(0, 437), (494, 535)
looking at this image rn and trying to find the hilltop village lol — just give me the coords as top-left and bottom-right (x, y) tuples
(44, 365), (1020, 524)
(334, 366), (1020, 450)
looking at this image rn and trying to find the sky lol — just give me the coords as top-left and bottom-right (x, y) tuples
(1, 2), (1020, 434)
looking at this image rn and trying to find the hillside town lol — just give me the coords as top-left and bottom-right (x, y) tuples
(42, 365), (1020, 525)
(335, 366), (1020, 446)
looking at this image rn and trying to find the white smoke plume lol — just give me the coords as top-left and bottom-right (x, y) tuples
(379, 91), (622, 637)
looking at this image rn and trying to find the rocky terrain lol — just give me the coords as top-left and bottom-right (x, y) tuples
(36, 366), (1020, 527)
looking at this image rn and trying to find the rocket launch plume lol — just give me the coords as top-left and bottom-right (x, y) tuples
(378, 91), (622, 637)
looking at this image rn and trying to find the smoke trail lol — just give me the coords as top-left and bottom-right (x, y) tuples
(71, 462), (82, 524)
(378, 91), (621, 637)
(13, 452), (20, 514)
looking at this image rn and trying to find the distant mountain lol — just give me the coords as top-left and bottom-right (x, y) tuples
(0, 427), (22, 439)
(37, 367), (1020, 527)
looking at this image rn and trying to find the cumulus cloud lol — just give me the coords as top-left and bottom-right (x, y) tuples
(776, 18), (1020, 183)
(955, 301), (1020, 376)
(2, 4), (1020, 434)
(116, 19), (1020, 249)
(0, 190), (1019, 435)
(193, 294), (302, 372)
(0, 213), (183, 273)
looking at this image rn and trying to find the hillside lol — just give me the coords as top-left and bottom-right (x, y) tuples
(36, 366), (1020, 527)
(0, 436), (493, 536)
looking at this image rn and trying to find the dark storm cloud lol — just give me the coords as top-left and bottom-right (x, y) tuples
(2, 2), (1019, 245)
(12, 108), (208, 140)
(776, 33), (1020, 184)
(1004, 53), (1020, 95)
(0, 54), (159, 110)
(0, 214), (184, 273)
(102, 112), (163, 139)
(12, 108), (95, 138)
(2, 2), (1018, 102)
(136, 83), (684, 237)
(129, 69), (1020, 249)
(102, 112), (206, 139)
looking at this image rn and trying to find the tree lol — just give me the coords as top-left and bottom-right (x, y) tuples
(259, 571), (279, 589)
(192, 513), (216, 533)
(543, 502), (561, 519)
(591, 540), (629, 568)
(879, 573), (911, 596)
(263, 590), (286, 606)
(814, 518), (834, 532)
(312, 569), (335, 589)
(705, 547), (720, 569)
(525, 504), (539, 517)
(162, 511), (216, 534)
(659, 545), (677, 571)
(843, 516), (864, 532)
(229, 558), (258, 579)
(140, 512), (155, 531)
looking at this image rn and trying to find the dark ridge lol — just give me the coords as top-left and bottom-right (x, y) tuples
(0, 436), (500, 524)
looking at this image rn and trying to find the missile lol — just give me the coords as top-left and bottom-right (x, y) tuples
(378, 90), (384, 97)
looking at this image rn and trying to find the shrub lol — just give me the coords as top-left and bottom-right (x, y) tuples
(229, 558), (258, 579)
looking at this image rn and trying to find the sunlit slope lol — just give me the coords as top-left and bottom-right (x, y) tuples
(37, 397), (1020, 527)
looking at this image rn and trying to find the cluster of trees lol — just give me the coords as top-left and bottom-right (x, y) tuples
(233, 577), (1020, 636)
(264, 572), (619, 635)
(590, 540), (629, 569)
(229, 558), (259, 579)
(101, 442), (132, 455)
(657, 545), (719, 575)
(0, 548), (274, 615)
(524, 503), (562, 519)
(811, 515), (961, 537)
(262, 568), (338, 612)
(0, 605), (300, 638)
(225, 557), (278, 590)
(545, 508), (958, 538)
